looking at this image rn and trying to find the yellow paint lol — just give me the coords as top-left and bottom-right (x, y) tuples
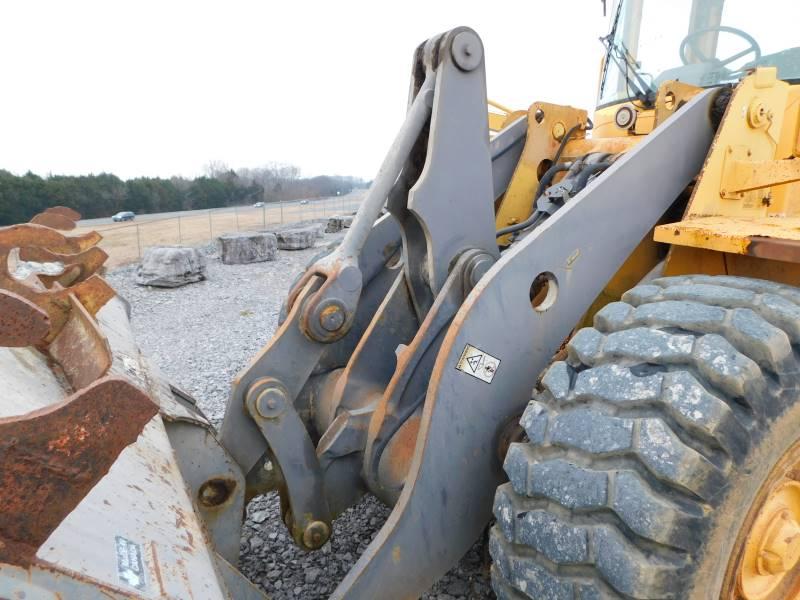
(488, 112), (507, 132)
(654, 70), (800, 275)
(592, 104), (631, 138)
(725, 157), (800, 195)
(560, 135), (641, 162)
(494, 102), (586, 246)
(739, 481), (800, 599)
(488, 99), (513, 114)
(653, 81), (703, 127)
(633, 110), (654, 135)
(656, 215), (800, 255)
(681, 68), (792, 219)
(592, 103), (655, 138)
(487, 100), (526, 133)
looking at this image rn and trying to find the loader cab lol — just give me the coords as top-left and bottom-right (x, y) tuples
(594, 0), (800, 137)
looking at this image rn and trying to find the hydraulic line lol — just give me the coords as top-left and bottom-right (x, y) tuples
(496, 120), (591, 239)
(495, 163), (573, 238)
(573, 161), (613, 194)
(496, 157), (613, 239)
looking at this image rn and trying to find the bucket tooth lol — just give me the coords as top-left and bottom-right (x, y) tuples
(0, 376), (158, 567)
(29, 211), (77, 231)
(0, 290), (50, 347)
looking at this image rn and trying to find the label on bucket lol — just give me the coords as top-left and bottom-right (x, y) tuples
(456, 344), (500, 384)
(115, 536), (147, 591)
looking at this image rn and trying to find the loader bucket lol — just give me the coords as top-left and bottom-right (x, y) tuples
(0, 211), (264, 599)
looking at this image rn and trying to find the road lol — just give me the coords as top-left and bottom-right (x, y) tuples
(73, 192), (363, 267)
(77, 195), (358, 227)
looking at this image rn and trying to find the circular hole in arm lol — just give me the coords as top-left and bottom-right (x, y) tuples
(530, 271), (558, 312)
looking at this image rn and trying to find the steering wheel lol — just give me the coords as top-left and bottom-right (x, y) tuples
(679, 26), (761, 67)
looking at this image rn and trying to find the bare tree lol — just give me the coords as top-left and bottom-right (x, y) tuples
(203, 160), (231, 179)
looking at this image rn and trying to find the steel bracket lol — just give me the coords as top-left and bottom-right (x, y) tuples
(244, 377), (331, 550)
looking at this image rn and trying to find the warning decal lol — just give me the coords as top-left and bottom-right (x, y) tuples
(456, 344), (500, 384)
(116, 536), (147, 591)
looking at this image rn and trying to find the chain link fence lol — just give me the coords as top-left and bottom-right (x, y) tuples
(83, 194), (363, 267)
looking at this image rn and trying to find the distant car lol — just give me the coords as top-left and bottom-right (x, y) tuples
(300, 200), (308, 205)
(253, 202), (265, 208)
(112, 211), (135, 222)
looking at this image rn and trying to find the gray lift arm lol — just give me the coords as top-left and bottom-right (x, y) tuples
(219, 26), (716, 599)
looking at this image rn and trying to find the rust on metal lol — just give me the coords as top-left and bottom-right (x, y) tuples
(0, 290), (50, 347)
(19, 245), (108, 287)
(380, 413), (421, 489)
(198, 478), (237, 508)
(0, 210), (113, 342)
(0, 376), (158, 567)
(747, 236), (800, 263)
(0, 207), (114, 387)
(29, 211), (77, 231)
(0, 224), (100, 254)
(0, 258), (115, 343)
(44, 206), (81, 221)
(48, 294), (113, 390)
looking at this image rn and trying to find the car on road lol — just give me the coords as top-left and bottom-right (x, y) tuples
(253, 202), (265, 208)
(299, 200), (308, 205)
(111, 211), (135, 222)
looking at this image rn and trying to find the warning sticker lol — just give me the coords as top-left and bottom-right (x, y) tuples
(115, 536), (147, 591)
(456, 344), (500, 384)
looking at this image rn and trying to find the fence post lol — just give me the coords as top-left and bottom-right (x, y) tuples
(135, 224), (142, 258)
(262, 205), (266, 227)
(178, 216), (182, 244)
(280, 200), (284, 224)
(235, 206), (240, 230)
(208, 209), (213, 242)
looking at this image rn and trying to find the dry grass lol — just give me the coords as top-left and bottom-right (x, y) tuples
(75, 197), (360, 267)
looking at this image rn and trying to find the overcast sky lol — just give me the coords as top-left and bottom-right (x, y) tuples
(0, 1), (608, 181)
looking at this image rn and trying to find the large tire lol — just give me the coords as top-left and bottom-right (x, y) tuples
(490, 275), (800, 599)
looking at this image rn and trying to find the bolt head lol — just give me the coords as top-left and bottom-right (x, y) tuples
(303, 520), (330, 550)
(552, 122), (567, 140)
(319, 304), (346, 332)
(198, 479), (233, 507)
(255, 387), (286, 418)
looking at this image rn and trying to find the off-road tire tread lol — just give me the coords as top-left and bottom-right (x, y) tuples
(490, 275), (800, 599)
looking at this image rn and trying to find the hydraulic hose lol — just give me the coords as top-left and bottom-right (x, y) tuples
(573, 161), (613, 194)
(496, 120), (592, 239)
(495, 162), (572, 238)
(496, 157), (613, 240)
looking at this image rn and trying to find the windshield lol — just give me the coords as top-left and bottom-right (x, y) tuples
(599, 0), (800, 107)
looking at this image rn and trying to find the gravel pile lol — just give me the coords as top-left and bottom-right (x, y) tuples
(106, 229), (493, 599)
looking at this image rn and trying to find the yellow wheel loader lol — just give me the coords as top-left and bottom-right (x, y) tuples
(3, 1), (800, 598)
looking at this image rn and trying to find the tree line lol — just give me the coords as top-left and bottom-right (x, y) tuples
(0, 162), (368, 225)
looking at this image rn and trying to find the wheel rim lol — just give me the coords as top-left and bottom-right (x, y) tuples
(726, 441), (800, 599)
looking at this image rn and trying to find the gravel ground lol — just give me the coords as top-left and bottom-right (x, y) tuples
(106, 227), (493, 599)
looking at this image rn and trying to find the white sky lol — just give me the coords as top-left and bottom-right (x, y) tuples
(0, 1), (608, 181)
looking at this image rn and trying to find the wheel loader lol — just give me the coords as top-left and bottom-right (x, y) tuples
(3, 0), (800, 598)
